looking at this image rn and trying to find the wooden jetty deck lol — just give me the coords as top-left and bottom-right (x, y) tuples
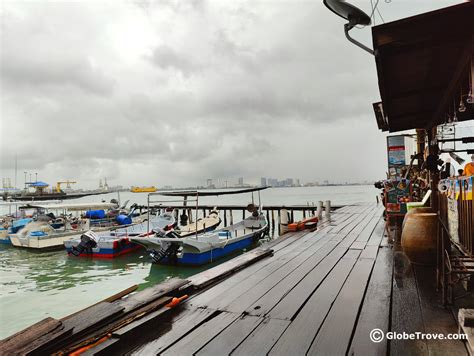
(111, 202), (467, 355)
(2, 202), (468, 355)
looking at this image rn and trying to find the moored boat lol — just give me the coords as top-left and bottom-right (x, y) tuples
(64, 208), (222, 258)
(131, 186), (157, 193)
(131, 210), (267, 265)
(64, 209), (177, 258)
(131, 187), (268, 265)
(8, 202), (124, 251)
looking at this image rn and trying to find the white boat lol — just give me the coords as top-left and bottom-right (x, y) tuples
(131, 210), (267, 265)
(63, 208), (221, 258)
(63, 209), (177, 258)
(9, 202), (121, 250)
(131, 187), (268, 265)
(0, 201), (61, 245)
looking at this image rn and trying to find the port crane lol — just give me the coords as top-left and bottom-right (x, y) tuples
(56, 180), (77, 193)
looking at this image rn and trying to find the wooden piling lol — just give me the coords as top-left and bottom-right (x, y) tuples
(277, 209), (281, 235)
(271, 210), (275, 232)
(188, 209), (193, 223)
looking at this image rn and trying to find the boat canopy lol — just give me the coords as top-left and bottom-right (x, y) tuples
(28, 181), (49, 187)
(19, 202), (118, 211)
(156, 186), (268, 197)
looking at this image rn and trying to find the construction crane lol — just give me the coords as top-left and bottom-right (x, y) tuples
(56, 180), (77, 193)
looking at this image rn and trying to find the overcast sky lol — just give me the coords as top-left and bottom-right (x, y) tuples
(0, 0), (463, 189)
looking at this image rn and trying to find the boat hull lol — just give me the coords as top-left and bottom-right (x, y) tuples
(64, 238), (142, 258)
(160, 233), (259, 266)
(0, 229), (11, 245)
(10, 231), (84, 251)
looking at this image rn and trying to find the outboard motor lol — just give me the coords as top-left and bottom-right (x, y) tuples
(149, 242), (180, 264)
(148, 229), (180, 263)
(180, 212), (188, 226)
(71, 230), (98, 256)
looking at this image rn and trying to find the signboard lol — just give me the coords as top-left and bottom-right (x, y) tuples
(387, 135), (406, 166)
(384, 178), (411, 215)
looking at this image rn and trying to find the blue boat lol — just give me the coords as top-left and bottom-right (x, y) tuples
(131, 210), (268, 266)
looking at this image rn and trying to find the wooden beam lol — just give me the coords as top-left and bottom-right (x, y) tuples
(426, 40), (473, 129)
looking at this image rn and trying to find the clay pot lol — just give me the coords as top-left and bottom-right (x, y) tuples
(401, 212), (438, 265)
(403, 207), (436, 229)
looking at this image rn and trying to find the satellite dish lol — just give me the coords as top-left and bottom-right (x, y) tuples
(323, 0), (371, 26)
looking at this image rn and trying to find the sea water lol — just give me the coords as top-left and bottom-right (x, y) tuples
(0, 185), (378, 338)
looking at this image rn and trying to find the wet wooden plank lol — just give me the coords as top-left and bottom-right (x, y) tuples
(308, 252), (378, 354)
(390, 264), (428, 355)
(222, 234), (337, 313)
(355, 214), (381, 242)
(196, 315), (262, 355)
(125, 308), (216, 355)
(186, 247), (273, 290)
(245, 241), (346, 319)
(366, 217), (385, 246)
(348, 248), (393, 356)
(348, 207), (379, 237)
(269, 250), (360, 355)
(359, 245), (379, 260)
(413, 265), (467, 355)
(241, 239), (339, 317)
(0, 317), (63, 354)
(263, 245), (352, 320)
(232, 318), (290, 356)
(25, 302), (124, 354)
(161, 312), (239, 356)
(350, 240), (367, 250)
(189, 231), (333, 310)
(117, 278), (189, 313)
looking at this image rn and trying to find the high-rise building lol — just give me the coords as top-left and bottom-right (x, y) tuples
(238, 177), (244, 186)
(206, 179), (213, 187)
(260, 177), (267, 187)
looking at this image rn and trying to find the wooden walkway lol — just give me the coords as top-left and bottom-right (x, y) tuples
(118, 202), (466, 355)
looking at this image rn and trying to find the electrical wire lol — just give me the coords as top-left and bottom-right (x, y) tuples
(376, 6), (385, 23)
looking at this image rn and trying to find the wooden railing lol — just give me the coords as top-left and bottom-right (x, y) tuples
(437, 176), (474, 304)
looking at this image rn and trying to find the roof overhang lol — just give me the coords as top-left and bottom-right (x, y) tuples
(372, 1), (474, 132)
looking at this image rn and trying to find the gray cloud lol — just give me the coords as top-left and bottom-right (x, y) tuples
(0, 0), (462, 188)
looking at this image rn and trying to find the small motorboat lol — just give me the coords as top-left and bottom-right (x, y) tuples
(64, 209), (177, 258)
(9, 202), (123, 250)
(64, 209), (221, 258)
(131, 209), (267, 266)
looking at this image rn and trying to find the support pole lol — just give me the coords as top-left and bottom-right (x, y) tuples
(317, 201), (324, 219)
(271, 210), (275, 233)
(325, 200), (331, 220)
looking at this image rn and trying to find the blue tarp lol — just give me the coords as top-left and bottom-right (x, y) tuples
(85, 210), (106, 219)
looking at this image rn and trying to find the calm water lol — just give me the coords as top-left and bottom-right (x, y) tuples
(0, 185), (377, 338)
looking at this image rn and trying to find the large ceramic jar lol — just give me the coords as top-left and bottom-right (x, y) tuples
(401, 212), (438, 265)
(402, 207), (436, 229)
